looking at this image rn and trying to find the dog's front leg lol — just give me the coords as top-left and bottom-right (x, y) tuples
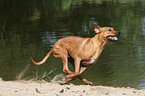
(66, 57), (81, 78)
(78, 67), (93, 85)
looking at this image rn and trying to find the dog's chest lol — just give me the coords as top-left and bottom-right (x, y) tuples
(85, 49), (103, 63)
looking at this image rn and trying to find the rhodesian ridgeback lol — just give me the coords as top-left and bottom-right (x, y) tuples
(31, 25), (120, 85)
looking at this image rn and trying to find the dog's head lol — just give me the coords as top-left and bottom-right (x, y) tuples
(93, 25), (120, 42)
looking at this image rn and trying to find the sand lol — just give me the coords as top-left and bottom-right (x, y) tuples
(0, 78), (145, 96)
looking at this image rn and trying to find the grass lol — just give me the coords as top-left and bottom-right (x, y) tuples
(34, 68), (56, 82)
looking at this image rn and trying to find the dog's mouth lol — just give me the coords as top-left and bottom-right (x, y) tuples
(106, 35), (118, 41)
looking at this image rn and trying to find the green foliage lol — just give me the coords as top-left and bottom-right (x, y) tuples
(34, 68), (56, 82)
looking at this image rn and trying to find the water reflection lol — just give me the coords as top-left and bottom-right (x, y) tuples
(142, 17), (145, 36)
(42, 31), (73, 48)
(0, 0), (145, 89)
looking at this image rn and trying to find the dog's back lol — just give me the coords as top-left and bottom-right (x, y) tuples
(53, 36), (90, 58)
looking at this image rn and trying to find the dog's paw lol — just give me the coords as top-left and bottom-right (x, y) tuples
(63, 69), (73, 74)
(82, 78), (93, 85)
(88, 82), (93, 85)
(66, 73), (80, 78)
(64, 77), (77, 82)
(60, 82), (70, 85)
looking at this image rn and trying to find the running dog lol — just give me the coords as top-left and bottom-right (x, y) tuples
(31, 25), (120, 85)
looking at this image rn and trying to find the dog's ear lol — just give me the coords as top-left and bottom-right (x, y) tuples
(93, 25), (101, 33)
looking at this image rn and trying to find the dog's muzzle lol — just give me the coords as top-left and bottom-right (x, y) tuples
(106, 31), (120, 41)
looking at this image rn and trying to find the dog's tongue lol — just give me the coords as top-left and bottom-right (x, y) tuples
(108, 36), (118, 40)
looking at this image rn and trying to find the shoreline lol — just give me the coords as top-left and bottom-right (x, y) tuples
(0, 78), (145, 96)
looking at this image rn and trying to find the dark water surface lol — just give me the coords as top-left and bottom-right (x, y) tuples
(0, 0), (145, 89)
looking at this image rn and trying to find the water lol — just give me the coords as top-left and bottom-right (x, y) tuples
(0, 0), (145, 89)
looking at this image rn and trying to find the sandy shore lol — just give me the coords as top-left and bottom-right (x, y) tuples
(0, 78), (145, 96)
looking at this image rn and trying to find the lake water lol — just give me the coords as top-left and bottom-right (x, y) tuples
(0, 0), (145, 89)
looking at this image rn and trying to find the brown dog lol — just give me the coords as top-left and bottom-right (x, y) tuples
(31, 25), (120, 85)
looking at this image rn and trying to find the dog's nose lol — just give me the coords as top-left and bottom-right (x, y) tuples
(117, 31), (120, 36)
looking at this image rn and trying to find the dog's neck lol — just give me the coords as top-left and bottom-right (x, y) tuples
(88, 34), (108, 61)
(91, 34), (108, 48)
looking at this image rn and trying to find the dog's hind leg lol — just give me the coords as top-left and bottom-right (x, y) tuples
(61, 54), (73, 74)
(53, 48), (73, 74)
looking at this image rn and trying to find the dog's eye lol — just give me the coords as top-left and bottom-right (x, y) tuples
(109, 29), (112, 31)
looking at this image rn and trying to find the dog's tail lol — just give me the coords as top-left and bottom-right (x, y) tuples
(30, 49), (53, 65)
